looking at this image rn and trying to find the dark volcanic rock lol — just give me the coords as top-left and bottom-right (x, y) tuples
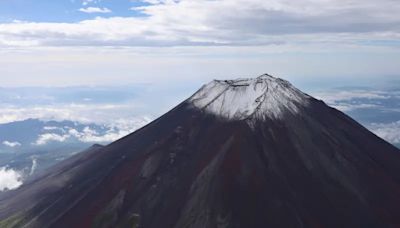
(1, 75), (400, 228)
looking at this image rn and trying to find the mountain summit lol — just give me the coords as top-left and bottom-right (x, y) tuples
(1, 74), (400, 228)
(190, 74), (309, 120)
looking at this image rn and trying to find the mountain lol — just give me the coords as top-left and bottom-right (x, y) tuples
(1, 74), (400, 228)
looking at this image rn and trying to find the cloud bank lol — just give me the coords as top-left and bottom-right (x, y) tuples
(313, 87), (400, 146)
(0, 167), (23, 191)
(1, 0), (400, 48)
(370, 121), (400, 145)
(0, 103), (149, 125)
(35, 133), (70, 145)
(32, 117), (151, 145)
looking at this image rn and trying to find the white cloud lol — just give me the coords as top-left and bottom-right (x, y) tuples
(0, 103), (146, 125)
(79, 7), (111, 14)
(0, 0), (400, 47)
(314, 90), (390, 104)
(2, 140), (21, 147)
(312, 89), (392, 112)
(35, 133), (70, 145)
(29, 158), (38, 176)
(311, 88), (400, 145)
(370, 121), (400, 144)
(82, 0), (100, 6)
(67, 127), (117, 143)
(0, 167), (23, 191)
(0, 95), (153, 145)
(65, 117), (151, 143)
(43, 126), (61, 131)
(331, 103), (381, 112)
(32, 117), (151, 145)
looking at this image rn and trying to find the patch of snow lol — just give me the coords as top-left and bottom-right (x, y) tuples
(189, 74), (310, 120)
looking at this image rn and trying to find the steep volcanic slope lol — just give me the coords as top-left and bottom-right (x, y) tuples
(1, 74), (400, 228)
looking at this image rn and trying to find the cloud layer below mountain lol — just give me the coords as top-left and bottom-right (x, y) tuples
(314, 87), (400, 146)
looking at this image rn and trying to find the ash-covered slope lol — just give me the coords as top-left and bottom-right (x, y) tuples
(1, 74), (400, 228)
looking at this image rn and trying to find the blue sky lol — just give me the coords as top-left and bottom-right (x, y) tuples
(0, 0), (147, 22)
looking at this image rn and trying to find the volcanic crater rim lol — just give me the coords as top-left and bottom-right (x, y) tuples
(189, 74), (310, 121)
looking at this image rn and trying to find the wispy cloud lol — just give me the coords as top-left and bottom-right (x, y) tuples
(330, 103), (381, 112)
(0, 103), (147, 125)
(313, 89), (392, 111)
(29, 158), (38, 176)
(79, 7), (111, 14)
(2, 141), (21, 147)
(314, 90), (390, 104)
(82, 0), (100, 6)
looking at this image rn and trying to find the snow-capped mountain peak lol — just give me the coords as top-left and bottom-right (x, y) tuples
(189, 74), (310, 120)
